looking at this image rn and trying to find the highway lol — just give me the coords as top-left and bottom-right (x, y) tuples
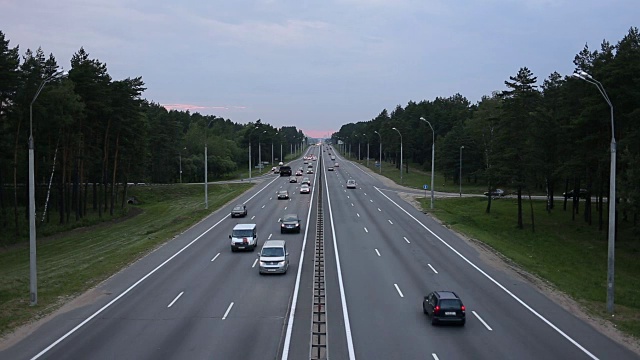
(1, 145), (637, 360)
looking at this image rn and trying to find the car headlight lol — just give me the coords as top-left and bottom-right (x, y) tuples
(259, 261), (266, 266)
(278, 261), (286, 265)
(281, 224), (285, 227)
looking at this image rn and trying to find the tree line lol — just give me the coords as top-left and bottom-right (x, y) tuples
(0, 30), (305, 245)
(332, 27), (639, 234)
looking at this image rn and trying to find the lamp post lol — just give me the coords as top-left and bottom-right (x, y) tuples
(374, 131), (382, 174)
(363, 133), (370, 167)
(392, 127), (402, 184)
(459, 145), (464, 197)
(29, 69), (67, 305)
(204, 119), (215, 209)
(259, 130), (266, 174)
(420, 117), (435, 209)
(573, 70), (616, 314)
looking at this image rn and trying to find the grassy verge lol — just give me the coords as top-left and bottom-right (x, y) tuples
(0, 183), (252, 337)
(420, 196), (640, 338)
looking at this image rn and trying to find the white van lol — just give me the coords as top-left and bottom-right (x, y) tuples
(258, 240), (289, 274)
(229, 223), (258, 252)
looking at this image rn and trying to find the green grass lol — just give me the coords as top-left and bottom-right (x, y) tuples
(0, 183), (252, 336)
(420, 196), (640, 338)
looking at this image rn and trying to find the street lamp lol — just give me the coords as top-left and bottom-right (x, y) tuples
(29, 69), (67, 305)
(374, 131), (382, 174)
(573, 70), (616, 314)
(420, 117), (435, 209)
(363, 133), (370, 167)
(391, 127), (402, 184)
(204, 119), (215, 209)
(459, 145), (464, 197)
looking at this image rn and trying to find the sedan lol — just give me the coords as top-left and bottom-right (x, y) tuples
(307, 168), (314, 174)
(483, 189), (505, 198)
(301, 177), (311, 185)
(230, 204), (247, 218)
(346, 179), (357, 189)
(277, 190), (289, 200)
(295, 170), (303, 176)
(334, 163), (339, 167)
(289, 176), (297, 183)
(300, 184), (310, 194)
(280, 213), (301, 233)
(327, 167), (334, 171)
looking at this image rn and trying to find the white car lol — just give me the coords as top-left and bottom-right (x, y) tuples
(346, 179), (356, 189)
(300, 184), (310, 194)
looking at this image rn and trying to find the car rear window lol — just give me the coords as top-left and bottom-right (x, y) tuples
(439, 299), (462, 309)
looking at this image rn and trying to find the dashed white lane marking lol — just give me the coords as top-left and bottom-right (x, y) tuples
(262, 205), (266, 208)
(285, 206), (288, 210)
(347, 195), (350, 199)
(428, 264), (438, 274)
(252, 258), (258, 268)
(268, 233), (273, 240)
(364, 192), (367, 195)
(222, 302), (234, 320)
(211, 253), (220, 262)
(403, 237), (410, 244)
(356, 213), (360, 217)
(388, 219), (393, 225)
(251, 216), (256, 220)
(432, 354), (440, 360)
(270, 197), (273, 200)
(364, 227), (369, 233)
(377, 208), (381, 212)
(167, 292), (184, 308)
(473, 311), (493, 331)
(375, 249), (381, 256)
(394, 284), (404, 298)
(369, 199), (373, 202)
(278, 218), (281, 222)
(351, 203), (354, 207)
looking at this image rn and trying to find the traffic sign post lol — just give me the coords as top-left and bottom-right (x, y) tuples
(423, 184), (428, 199)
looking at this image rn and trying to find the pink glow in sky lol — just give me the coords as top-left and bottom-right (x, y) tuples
(300, 129), (335, 139)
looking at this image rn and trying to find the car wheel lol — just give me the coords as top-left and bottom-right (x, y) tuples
(231, 246), (236, 252)
(423, 306), (427, 315)
(460, 319), (466, 327)
(431, 317), (438, 326)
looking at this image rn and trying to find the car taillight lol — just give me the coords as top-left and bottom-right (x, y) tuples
(461, 305), (465, 312)
(434, 305), (440, 314)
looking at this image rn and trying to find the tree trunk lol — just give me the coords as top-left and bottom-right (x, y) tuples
(110, 131), (120, 216)
(101, 119), (111, 215)
(517, 186), (523, 229)
(528, 190), (535, 232)
(563, 178), (569, 211)
(13, 117), (22, 238)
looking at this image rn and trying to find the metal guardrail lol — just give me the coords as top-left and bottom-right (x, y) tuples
(310, 153), (327, 360)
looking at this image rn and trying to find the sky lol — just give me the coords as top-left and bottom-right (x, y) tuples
(2, 1), (637, 138)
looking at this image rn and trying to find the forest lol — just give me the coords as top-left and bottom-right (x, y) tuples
(331, 27), (639, 234)
(0, 30), (305, 245)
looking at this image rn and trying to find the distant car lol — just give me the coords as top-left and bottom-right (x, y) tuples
(334, 163), (339, 167)
(230, 204), (247, 218)
(346, 179), (356, 189)
(277, 190), (289, 200)
(483, 189), (505, 197)
(295, 170), (303, 176)
(307, 168), (314, 174)
(289, 176), (297, 183)
(280, 213), (301, 233)
(300, 184), (310, 194)
(304, 160), (309, 164)
(563, 189), (589, 199)
(327, 167), (334, 171)
(423, 291), (466, 326)
(301, 177), (311, 185)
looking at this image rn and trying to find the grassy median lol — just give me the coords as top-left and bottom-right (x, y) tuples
(0, 183), (252, 337)
(420, 196), (640, 339)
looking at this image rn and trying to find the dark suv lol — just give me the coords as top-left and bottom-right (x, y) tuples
(423, 291), (466, 326)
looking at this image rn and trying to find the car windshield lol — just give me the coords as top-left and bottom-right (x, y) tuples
(233, 206), (243, 211)
(439, 299), (462, 309)
(232, 229), (253, 237)
(279, 191), (288, 195)
(261, 247), (285, 257)
(348, 180), (355, 184)
(283, 215), (298, 222)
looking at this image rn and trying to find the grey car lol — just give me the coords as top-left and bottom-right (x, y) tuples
(230, 204), (247, 217)
(258, 240), (289, 274)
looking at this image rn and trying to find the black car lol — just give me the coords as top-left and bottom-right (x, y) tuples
(280, 214), (301, 233)
(230, 204), (247, 218)
(423, 291), (466, 326)
(277, 190), (289, 200)
(483, 189), (505, 198)
(563, 188), (589, 199)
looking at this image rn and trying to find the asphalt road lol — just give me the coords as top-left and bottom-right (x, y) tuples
(1, 146), (637, 360)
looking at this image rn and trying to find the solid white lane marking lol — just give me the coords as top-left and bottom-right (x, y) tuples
(394, 284), (404, 298)
(356, 213), (360, 217)
(473, 311), (493, 331)
(268, 233), (273, 240)
(282, 164), (321, 360)
(374, 186), (599, 360)
(403, 236), (410, 244)
(252, 258), (258, 268)
(30, 175), (284, 360)
(167, 292), (184, 308)
(428, 264), (438, 274)
(262, 205), (265, 208)
(432, 354), (440, 360)
(388, 219), (393, 225)
(375, 249), (381, 256)
(251, 215), (256, 220)
(211, 253), (220, 262)
(364, 227), (368, 233)
(222, 302), (234, 320)
(377, 208), (381, 212)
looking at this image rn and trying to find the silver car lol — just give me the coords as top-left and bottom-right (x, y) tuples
(258, 240), (289, 274)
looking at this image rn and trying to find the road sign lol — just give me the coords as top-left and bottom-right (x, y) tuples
(423, 184), (429, 190)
